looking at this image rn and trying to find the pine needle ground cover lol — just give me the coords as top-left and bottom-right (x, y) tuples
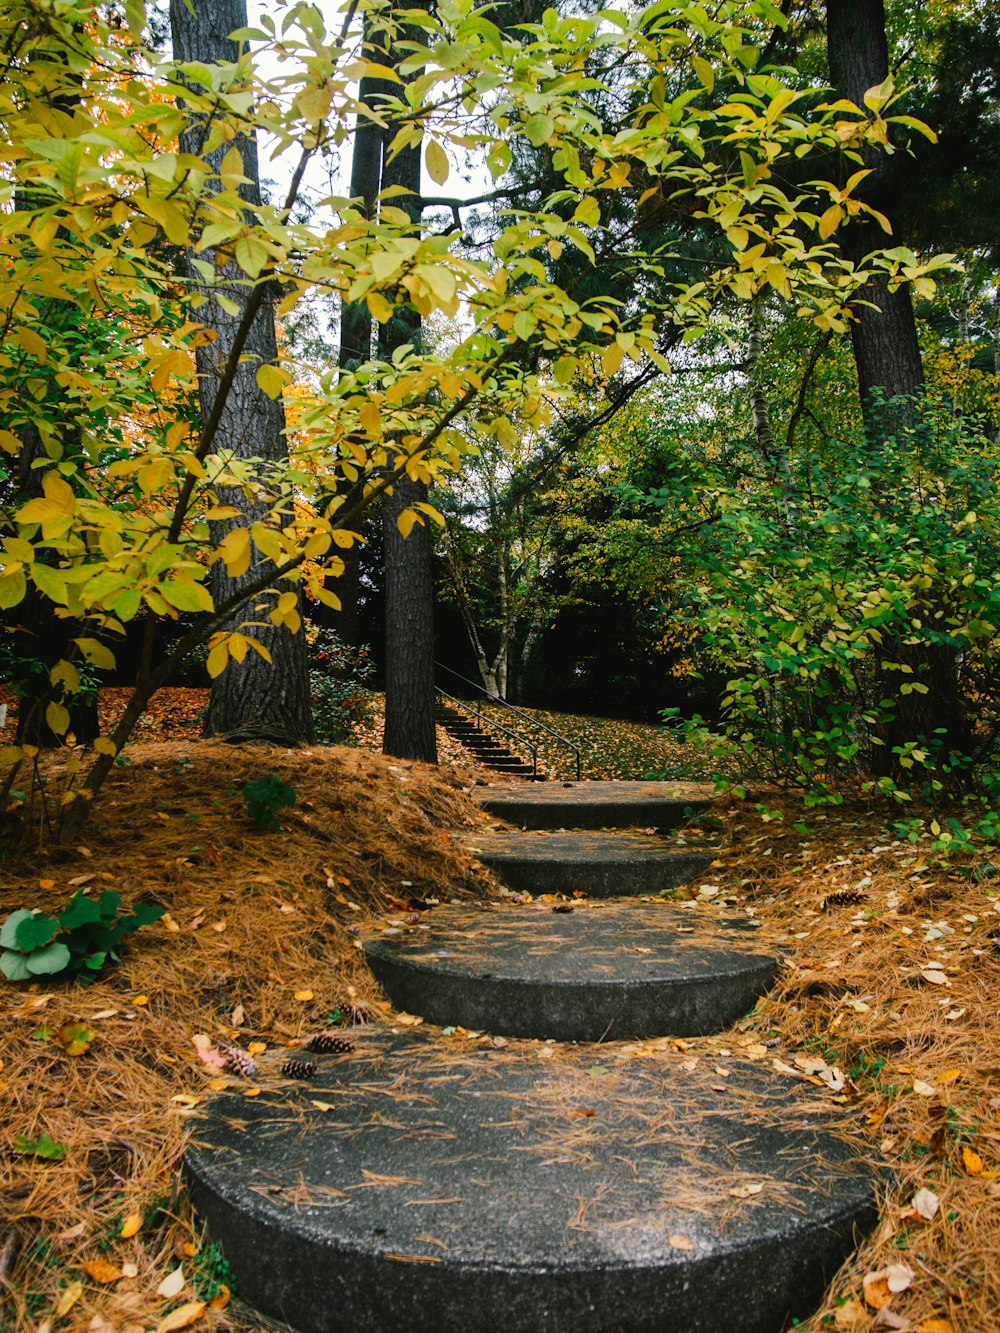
(1, 690), (998, 1333)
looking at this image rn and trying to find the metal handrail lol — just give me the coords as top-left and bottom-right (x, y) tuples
(435, 662), (582, 780)
(436, 688), (538, 779)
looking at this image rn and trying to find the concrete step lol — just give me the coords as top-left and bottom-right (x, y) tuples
(186, 1028), (879, 1333)
(466, 830), (714, 897)
(364, 901), (778, 1041)
(473, 780), (714, 830)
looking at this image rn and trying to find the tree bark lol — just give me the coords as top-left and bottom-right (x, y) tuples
(171, 0), (313, 744)
(379, 6), (437, 763)
(826, 0), (924, 424)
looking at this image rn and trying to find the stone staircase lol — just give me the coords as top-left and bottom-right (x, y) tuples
(434, 698), (538, 778)
(186, 781), (878, 1332)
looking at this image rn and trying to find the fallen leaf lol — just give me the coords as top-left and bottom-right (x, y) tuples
(121, 1262), (139, 1278)
(911, 1187), (939, 1220)
(294, 989), (314, 1002)
(728, 1181), (764, 1198)
(155, 1300), (206, 1332)
(156, 1265), (186, 1299)
(875, 1307), (912, 1329)
(209, 1285), (230, 1310)
(170, 1094), (202, 1107)
(191, 1034), (226, 1069)
(310, 1100), (337, 1112)
(56, 1281), (83, 1316)
(120, 1212), (142, 1238)
(247, 1041), (267, 1056)
(864, 1271), (893, 1310)
(962, 1146), (984, 1175)
(134, 995), (149, 1006)
(82, 1257), (122, 1284)
(912, 1079), (937, 1098)
(936, 1068), (962, 1085)
(834, 1298), (867, 1329)
(668, 1234), (694, 1250)
(920, 969), (948, 985)
(231, 1004), (245, 1027)
(916, 1322), (954, 1333)
(59, 1022), (95, 1057)
(886, 1263), (914, 1293)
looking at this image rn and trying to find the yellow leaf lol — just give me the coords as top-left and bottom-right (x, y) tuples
(310, 1100), (337, 1112)
(294, 989), (314, 1002)
(209, 1285), (230, 1310)
(156, 1265), (186, 1299)
(425, 139), (449, 185)
(56, 1280), (83, 1315)
(366, 291), (394, 324)
(83, 1257), (122, 1284)
(916, 1322), (954, 1333)
(206, 641), (228, 679)
(45, 700), (71, 736)
(256, 363), (287, 400)
(120, 1212), (143, 1238)
(134, 994), (149, 1006)
(818, 203), (843, 240)
(74, 638), (116, 671)
(59, 1022), (95, 1056)
(396, 509), (420, 539)
(93, 737), (118, 757)
(216, 527), (251, 577)
(247, 1041), (266, 1055)
(962, 1146), (984, 1175)
(691, 54), (715, 93)
(155, 1300), (206, 1332)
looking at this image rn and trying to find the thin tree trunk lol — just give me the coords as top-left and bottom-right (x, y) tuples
(171, 0), (312, 744)
(380, 3), (437, 762)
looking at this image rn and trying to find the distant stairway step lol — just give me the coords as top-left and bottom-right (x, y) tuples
(364, 900), (778, 1041)
(473, 779), (714, 830)
(435, 702), (537, 778)
(186, 1028), (880, 1333)
(466, 830), (714, 897)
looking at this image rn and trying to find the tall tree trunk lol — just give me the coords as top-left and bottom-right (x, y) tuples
(826, 0), (924, 425)
(171, 0), (312, 744)
(335, 36), (387, 646)
(827, 0), (968, 774)
(379, 6), (437, 762)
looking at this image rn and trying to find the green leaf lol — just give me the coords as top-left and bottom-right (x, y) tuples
(130, 902), (166, 927)
(25, 941), (72, 975)
(10, 910), (59, 952)
(14, 1131), (67, 1161)
(1, 950), (33, 981)
(58, 894), (103, 930)
(524, 113), (554, 147)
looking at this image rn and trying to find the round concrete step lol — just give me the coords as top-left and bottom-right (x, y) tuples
(186, 1029), (878, 1333)
(474, 780), (714, 830)
(364, 901), (778, 1040)
(467, 831), (714, 897)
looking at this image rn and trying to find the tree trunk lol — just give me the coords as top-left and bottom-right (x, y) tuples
(171, 0), (312, 744)
(379, 5), (437, 762)
(826, 0), (924, 426)
(827, 0), (968, 775)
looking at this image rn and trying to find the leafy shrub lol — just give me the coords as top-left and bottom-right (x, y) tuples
(242, 774), (296, 831)
(1, 891), (165, 983)
(309, 628), (375, 745)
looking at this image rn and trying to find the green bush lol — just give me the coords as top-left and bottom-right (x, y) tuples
(309, 628), (375, 745)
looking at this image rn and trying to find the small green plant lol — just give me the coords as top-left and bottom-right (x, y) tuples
(242, 774), (296, 831)
(14, 1131), (67, 1160)
(309, 628), (376, 745)
(190, 1239), (233, 1303)
(1, 891), (165, 983)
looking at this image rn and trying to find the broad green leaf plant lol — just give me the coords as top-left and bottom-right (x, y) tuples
(0, 0), (942, 833)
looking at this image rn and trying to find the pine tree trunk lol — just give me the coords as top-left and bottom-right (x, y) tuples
(171, 0), (312, 744)
(379, 4), (437, 763)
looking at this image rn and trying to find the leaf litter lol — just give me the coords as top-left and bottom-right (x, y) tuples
(0, 692), (997, 1330)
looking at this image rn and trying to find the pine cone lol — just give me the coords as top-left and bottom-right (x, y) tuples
(223, 1046), (257, 1079)
(280, 1059), (316, 1080)
(821, 890), (868, 911)
(305, 1033), (355, 1055)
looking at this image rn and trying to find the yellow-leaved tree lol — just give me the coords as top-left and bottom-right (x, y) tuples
(0, 0), (946, 835)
